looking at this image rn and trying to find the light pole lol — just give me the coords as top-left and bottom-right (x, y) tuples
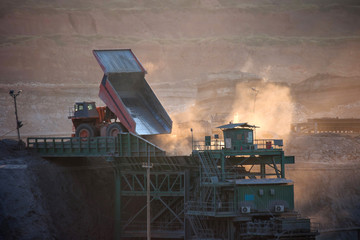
(251, 87), (259, 113)
(190, 128), (193, 151)
(142, 146), (153, 240)
(9, 90), (23, 142)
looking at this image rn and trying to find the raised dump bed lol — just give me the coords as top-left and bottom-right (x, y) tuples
(94, 49), (172, 135)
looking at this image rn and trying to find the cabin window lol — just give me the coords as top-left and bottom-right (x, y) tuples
(225, 138), (232, 149)
(247, 132), (253, 143)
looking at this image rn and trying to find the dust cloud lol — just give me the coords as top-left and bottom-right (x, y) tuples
(149, 80), (295, 155)
(285, 132), (360, 236)
(286, 161), (360, 239)
(228, 82), (293, 139)
(146, 107), (209, 156)
(142, 62), (160, 75)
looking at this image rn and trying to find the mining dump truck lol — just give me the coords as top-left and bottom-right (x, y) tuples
(68, 49), (172, 137)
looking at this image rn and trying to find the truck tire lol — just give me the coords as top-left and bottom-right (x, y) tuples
(76, 123), (96, 138)
(106, 123), (126, 137)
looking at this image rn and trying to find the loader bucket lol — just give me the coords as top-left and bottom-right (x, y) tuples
(94, 49), (172, 135)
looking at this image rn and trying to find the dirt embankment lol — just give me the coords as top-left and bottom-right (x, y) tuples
(286, 133), (360, 163)
(291, 74), (360, 115)
(285, 133), (360, 239)
(0, 140), (115, 240)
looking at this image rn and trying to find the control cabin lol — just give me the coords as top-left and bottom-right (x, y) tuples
(186, 123), (317, 239)
(190, 122), (295, 215)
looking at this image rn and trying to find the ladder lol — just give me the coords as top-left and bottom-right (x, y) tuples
(187, 215), (214, 239)
(197, 151), (221, 183)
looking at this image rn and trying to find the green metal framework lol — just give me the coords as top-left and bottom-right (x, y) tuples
(184, 125), (318, 240)
(112, 156), (194, 239)
(27, 133), (165, 158)
(27, 125), (318, 239)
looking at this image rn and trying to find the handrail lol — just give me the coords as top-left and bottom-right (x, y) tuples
(27, 136), (117, 156)
(121, 221), (183, 231)
(27, 133), (166, 157)
(186, 201), (236, 214)
(193, 138), (283, 151)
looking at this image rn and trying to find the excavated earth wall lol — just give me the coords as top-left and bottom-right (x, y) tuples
(0, 140), (114, 240)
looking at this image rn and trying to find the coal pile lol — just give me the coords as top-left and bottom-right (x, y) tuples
(0, 140), (115, 239)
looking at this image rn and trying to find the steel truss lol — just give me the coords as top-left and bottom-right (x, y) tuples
(113, 160), (191, 239)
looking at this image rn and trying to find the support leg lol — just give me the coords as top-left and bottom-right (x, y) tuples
(114, 168), (121, 240)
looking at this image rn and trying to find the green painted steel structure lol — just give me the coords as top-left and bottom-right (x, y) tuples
(112, 156), (193, 239)
(27, 124), (318, 239)
(185, 124), (318, 239)
(28, 132), (194, 239)
(234, 184), (294, 212)
(27, 132), (165, 158)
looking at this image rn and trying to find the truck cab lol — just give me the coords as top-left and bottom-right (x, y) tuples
(69, 101), (121, 138)
(72, 102), (99, 119)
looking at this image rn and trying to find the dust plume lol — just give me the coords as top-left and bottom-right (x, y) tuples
(145, 106), (210, 156)
(143, 62), (160, 75)
(228, 82), (293, 139)
(286, 161), (360, 239)
(149, 80), (294, 155)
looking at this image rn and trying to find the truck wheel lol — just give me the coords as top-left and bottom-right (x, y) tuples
(106, 123), (126, 137)
(76, 123), (95, 138)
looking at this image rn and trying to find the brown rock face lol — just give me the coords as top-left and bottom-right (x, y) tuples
(1, 0), (360, 137)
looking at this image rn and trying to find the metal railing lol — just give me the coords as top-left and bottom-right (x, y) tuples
(197, 151), (221, 183)
(186, 201), (236, 215)
(193, 139), (283, 151)
(222, 167), (280, 180)
(193, 140), (224, 151)
(187, 215), (215, 239)
(198, 168), (282, 184)
(121, 221), (184, 231)
(254, 139), (283, 150)
(27, 136), (116, 156)
(239, 219), (319, 236)
(27, 133), (166, 158)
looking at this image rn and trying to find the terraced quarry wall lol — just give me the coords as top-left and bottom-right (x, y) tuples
(1, 0), (360, 138)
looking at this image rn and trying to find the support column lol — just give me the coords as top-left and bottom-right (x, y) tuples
(184, 170), (191, 240)
(114, 167), (122, 240)
(221, 151), (225, 181)
(281, 152), (285, 178)
(213, 186), (217, 212)
(146, 152), (151, 240)
(228, 219), (235, 240)
(260, 163), (265, 178)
